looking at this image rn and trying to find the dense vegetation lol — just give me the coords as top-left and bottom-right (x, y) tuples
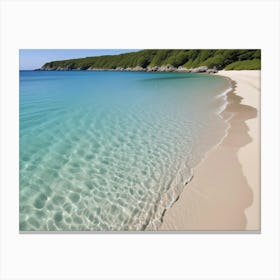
(225, 59), (261, 70)
(41, 49), (261, 70)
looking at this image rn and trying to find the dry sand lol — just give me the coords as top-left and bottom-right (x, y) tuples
(160, 70), (260, 231)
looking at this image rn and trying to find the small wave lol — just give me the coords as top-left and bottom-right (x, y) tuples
(215, 87), (233, 115)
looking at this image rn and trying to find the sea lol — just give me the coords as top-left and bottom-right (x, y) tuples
(19, 70), (231, 231)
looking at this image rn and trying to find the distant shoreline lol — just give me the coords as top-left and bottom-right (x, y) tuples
(34, 65), (218, 74)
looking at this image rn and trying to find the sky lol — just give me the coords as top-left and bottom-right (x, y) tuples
(19, 49), (140, 70)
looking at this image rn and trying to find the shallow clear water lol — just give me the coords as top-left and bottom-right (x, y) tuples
(20, 71), (230, 231)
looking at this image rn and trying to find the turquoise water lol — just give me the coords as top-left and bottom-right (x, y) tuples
(20, 71), (231, 231)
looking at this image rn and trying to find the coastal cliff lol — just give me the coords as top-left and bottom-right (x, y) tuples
(38, 49), (261, 72)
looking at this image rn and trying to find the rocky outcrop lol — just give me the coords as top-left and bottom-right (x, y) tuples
(88, 68), (110, 71)
(147, 66), (160, 72)
(177, 66), (190, 72)
(147, 65), (177, 72)
(191, 66), (208, 73)
(158, 64), (177, 72)
(41, 66), (72, 71)
(132, 66), (145, 71)
(57, 67), (69, 71)
(206, 66), (218, 73)
(41, 66), (55, 71)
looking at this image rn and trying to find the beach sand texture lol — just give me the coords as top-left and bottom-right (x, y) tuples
(160, 70), (260, 231)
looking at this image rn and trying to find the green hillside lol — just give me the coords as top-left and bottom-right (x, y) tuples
(40, 49), (261, 71)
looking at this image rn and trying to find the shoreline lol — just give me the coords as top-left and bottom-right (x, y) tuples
(160, 70), (260, 231)
(36, 65), (218, 74)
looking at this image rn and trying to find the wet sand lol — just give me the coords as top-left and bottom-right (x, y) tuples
(160, 70), (260, 231)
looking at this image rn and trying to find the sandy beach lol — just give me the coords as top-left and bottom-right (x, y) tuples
(160, 70), (260, 231)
